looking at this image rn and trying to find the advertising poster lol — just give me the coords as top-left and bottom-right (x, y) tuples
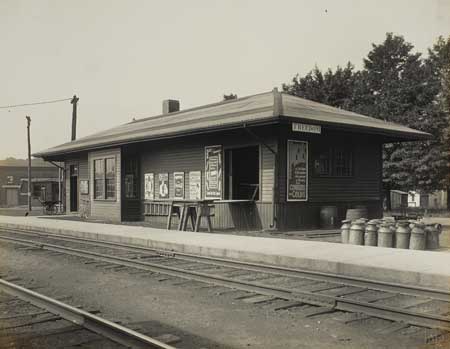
(144, 173), (154, 200)
(287, 140), (308, 201)
(173, 172), (185, 199)
(205, 145), (222, 199)
(189, 171), (202, 200)
(80, 180), (89, 195)
(158, 173), (169, 199)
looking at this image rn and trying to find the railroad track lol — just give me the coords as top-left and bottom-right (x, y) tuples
(0, 226), (449, 334)
(0, 276), (175, 349)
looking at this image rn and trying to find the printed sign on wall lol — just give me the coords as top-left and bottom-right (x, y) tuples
(144, 173), (154, 200)
(80, 180), (89, 195)
(189, 171), (202, 200)
(158, 173), (169, 199)
(287, 140), (308, 201)
(173, 172), (185, 199)
(205, 145), (222, 199)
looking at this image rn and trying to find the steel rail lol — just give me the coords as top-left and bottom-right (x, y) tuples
(1, 234), (450, 331)
(1, 227), (449, 302)
(0, 278), (176, 349)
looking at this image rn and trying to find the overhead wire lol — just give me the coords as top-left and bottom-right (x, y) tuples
(0, 97), (72, 110)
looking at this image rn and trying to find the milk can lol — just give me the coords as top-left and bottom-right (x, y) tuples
(395, 222), (411, 249)
(340, 220), (351, 244)
(364, 222), (378, 246)
(349, 220), (365, 245)
(425, 224), (440, 250)
(410, 224), (426, 250)
(377, 224), (394, 247)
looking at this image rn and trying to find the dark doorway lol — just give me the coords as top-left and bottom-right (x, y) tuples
(121, 156), (141, 221)
(225, 146), (260, 200)
(69, 164), (78, 212)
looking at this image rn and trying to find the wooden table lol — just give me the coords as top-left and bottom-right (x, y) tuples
(145, 200), (214, 232)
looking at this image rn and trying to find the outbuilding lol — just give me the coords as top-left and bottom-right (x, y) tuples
(34, 89), (429, 231)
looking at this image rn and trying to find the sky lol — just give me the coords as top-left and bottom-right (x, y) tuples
(1, 0), (449, 159)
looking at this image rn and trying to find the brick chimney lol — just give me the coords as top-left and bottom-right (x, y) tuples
(162, 99), (180, 114)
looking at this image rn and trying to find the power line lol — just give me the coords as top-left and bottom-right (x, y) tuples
(0, 97), (72, 110)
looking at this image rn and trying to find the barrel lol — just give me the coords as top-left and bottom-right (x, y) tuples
(346, 207), (368, 221)
(320, 206), (338, 229)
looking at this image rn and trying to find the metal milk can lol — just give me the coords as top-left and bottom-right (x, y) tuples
(425, 224), (439, 250)
(364, 222), (378, 246)
(340, 219), (351, 244)
(395, 222), (411, 249)
(349, 220), (365, 245)
(410, 224), (426, 250)
(377, 224), (393, 248)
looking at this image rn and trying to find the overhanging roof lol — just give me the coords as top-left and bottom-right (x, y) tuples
(34, 89), (431, 158)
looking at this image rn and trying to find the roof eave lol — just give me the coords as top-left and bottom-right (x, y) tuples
(34, 117), (281, 160)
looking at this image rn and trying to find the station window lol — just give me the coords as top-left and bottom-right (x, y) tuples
(314, 147), (353, 177)
(94, 157), (116, 200)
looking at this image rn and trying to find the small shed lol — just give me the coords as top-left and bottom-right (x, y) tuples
(34, 89), (430, 230)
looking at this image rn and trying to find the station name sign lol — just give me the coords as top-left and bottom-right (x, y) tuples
(292, 122), (321, 134)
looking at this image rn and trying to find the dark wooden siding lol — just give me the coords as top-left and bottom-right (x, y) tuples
(139, 128), (277, 230)
(277, 125), (383, 230)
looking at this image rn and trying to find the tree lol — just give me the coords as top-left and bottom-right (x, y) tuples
(427, 36), (450, 208)
(283, 33), (450, 209)
(223, 93), (238, 101)
(282, 62), (357, 109)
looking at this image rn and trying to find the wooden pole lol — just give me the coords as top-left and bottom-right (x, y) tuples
(26, 116), (32, 212)
(70, 95), (79, 141)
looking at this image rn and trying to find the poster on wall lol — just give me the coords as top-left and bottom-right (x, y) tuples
(80, 180), (89, 195)
(189, 171), (202, 200)
(173, 172), (185, 199)
(144, 173), (154, 200)
(158, 173), (169, 199)
(205, 145), (222, 199)
(287, 140), (308, 201)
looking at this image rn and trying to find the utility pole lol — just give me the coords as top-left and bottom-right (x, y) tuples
(26, 116), (32, 212)
(70, 95), (79, 141)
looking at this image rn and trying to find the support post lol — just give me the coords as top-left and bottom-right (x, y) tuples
(70, 95), (79, 141)
(26, 116), (32, 212)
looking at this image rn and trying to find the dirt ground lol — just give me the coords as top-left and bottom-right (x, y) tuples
(0, 241), (446, 349)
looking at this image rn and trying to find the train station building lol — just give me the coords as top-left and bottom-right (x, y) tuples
(34, 89), (429, 231)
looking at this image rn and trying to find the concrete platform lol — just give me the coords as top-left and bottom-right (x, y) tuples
(0, 215), (449, 291)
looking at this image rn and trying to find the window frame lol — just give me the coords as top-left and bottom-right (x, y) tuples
(93, 157), (116, 201)
(313, 146), (354, 178)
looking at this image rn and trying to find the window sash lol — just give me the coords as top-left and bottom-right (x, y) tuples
(94, 157), (116, 200)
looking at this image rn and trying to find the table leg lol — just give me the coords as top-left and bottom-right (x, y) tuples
(167, 204), (173, 230)
(190, 207), (197, 231)
(178, 206), (186, 230)
(195, 211), (202, 232)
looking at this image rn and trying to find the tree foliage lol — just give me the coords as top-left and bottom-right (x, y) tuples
(283, 33), (450, 195)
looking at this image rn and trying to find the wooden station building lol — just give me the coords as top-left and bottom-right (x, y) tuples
(34, 89), (429, 231)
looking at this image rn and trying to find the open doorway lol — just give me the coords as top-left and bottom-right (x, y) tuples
(224, 146), (260, 200)
(69, 164), (78, 212)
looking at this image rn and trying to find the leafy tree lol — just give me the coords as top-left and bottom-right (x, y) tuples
(283, 33), (450, 209)
(223, 93), (238, 101)
(282, 62), (357, 110)
(427, 36), (450, 208)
